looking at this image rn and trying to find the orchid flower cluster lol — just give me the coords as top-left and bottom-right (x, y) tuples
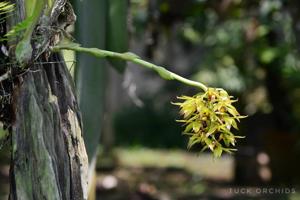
(174, 88), (245, 157)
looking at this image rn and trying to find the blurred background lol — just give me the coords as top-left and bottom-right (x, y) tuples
(1, 0), (300, 199)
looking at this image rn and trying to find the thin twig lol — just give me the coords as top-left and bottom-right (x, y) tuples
(0, 60), (76, 67)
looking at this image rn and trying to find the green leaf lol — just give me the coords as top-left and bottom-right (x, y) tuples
(0, 1), (14, 15)
(5, 16), (33, 39)
(74, 0), (108, 160)
(15, 39), (32, 64)
(106, 0), (128, 73)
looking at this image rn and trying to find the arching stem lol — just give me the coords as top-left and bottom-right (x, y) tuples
(51, 42), (208, 91)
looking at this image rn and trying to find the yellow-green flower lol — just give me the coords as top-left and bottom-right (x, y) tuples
(173, 88), (246, 157)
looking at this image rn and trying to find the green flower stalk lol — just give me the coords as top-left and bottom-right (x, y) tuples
(51, 42), (246, 157)
(51, 42), (208, 91)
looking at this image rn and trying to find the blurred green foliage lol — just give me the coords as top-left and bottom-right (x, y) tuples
(114, 98), (186, 148)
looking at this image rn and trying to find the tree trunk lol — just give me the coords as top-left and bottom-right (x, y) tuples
(10, 53), (88, 200)
(4, 0), (89, 199)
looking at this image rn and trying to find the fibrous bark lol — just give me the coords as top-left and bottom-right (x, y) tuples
(1, 0), (89, 199)
(10, 53), (88, 200)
